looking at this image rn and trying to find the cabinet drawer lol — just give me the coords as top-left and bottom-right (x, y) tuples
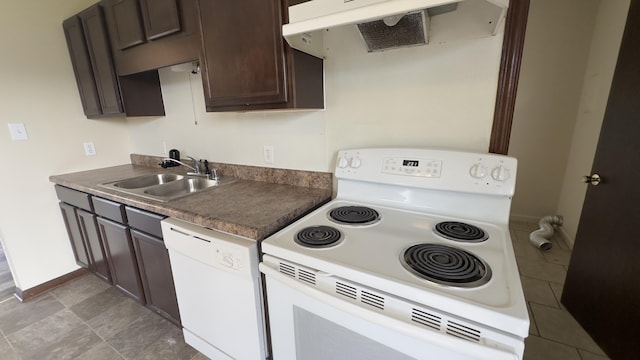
(125, 207), (165, 238)
(93, 197), (127, 223)
(55, 185), (93, 212)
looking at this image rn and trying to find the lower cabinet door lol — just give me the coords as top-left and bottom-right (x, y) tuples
(59, 202), (91, 268)
(77, 209), (111, 284)
(131, 229), (181, 325)
(98, 217), (145, 303)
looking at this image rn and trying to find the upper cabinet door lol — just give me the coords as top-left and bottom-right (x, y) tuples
(104, 0), (146, 50)
(79, 5), (124, 116)
(198, 0), (288, 108)
(62, 16), (102, 117)
(102, 0), (199, 75)
(140, 0), (181, 40)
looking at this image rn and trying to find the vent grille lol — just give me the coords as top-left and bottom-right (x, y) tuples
(298, 269), (316, 285)
(361, 291), (385, 310)
(411, 308), (442, 330)
(279, 263), (296, 277)
(357, 11), (427, 52)
(336, 282), (357, 299)
(446, 321), (481, 343)
(277, 262), (316, 285)
(335, 283), (386, 310)
(273, 260), (484, 346)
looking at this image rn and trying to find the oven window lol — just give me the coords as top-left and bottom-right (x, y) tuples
(293, 306), (415, 360)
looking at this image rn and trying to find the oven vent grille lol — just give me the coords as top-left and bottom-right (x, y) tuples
(411, 308), (442, 331)
(278, 262), (316, 285)
(336, 282), (357, 299)
(335, 282), (386, 310)
(361, 291), (385, 310)
(446, 321), (481, 343)
(298, 269), (316, 285)
(278, 263), (296, 278)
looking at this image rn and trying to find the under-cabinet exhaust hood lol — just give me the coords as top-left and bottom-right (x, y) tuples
(283, 0), (509, 58)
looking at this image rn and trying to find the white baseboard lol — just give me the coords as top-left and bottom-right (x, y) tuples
(509, 213), (541, 224)
(556, 226), (574, 250)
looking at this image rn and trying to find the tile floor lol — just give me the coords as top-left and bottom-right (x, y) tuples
(510, 220), (609, 360)
(0, 275), (206, 360)
(0, 245), (16, 300)
(0, 221), (609, 359)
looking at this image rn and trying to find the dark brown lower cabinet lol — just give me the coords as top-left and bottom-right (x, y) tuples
(59, 203), (91, 268)
(131, 229), (180, 325)
(98, 217), (145, 303)
(76, 209), (111, 283)
(56, 185), (180, 325)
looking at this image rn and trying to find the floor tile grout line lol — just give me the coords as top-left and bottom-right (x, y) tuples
(46, 281), (132, 360)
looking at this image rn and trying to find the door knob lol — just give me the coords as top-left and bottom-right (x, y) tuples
(582, 174), (601, 186)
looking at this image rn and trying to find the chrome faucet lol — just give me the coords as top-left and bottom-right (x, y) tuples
(162, 157), (219, 181)
(162, 157), (196, 171)
(185, 156), (202, 176)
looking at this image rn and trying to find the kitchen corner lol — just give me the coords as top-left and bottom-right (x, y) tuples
(49, 154), (333, 241)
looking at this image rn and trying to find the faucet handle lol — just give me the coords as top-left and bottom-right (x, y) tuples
(210, 168), (219, 182)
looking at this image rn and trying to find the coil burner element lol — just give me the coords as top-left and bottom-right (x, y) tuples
(401, 244), (492, 287)
(295, 226), (343, 248)
(434, 221), (488, 243)
(329, 206), (380, 225)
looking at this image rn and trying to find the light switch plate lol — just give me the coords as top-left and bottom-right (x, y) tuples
(83, 142), (97, 156)
(8, 123), (28, 141)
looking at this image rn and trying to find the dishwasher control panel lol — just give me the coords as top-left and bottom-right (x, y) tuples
(216, 248), (243, 270)
(161, 218), (259, 276)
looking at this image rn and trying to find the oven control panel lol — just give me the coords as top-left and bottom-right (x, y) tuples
(335, 148), (517, 196)
(381, 157), (442, 178)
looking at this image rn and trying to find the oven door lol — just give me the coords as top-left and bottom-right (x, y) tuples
(260, 261), (520, 360)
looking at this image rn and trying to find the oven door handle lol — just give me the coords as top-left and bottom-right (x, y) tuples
(260, 264), (519, 360)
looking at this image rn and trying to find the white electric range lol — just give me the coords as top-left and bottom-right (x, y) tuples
(259, 148), (529, 360)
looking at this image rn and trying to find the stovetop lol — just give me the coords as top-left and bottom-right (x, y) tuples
(261, 199), (528, 337)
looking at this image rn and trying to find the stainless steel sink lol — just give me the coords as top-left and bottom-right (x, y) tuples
(100, 173), (235, 202)
(144, 178), (222, 198)
(111, 173), (184, 189)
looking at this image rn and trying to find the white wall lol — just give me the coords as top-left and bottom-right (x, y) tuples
(556, 0), (630, 244)
(508, 0), (630, 247)
(508, 0), (600, 221)
(0, 0), (133, 290)
(1, 1), (507, 290)
(128, 18), (504, 171)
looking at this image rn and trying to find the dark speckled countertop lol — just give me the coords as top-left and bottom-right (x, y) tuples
(50, 155), (333, 241)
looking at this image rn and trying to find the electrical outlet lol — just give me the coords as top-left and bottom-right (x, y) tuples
(8, 123), (28, 141)
(83, 142), (97, 156)
(263, 145), (274, 164)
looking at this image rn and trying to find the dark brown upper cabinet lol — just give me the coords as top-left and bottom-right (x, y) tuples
(63, 4), (165, 118)
(197, 0), (324, 112)
(140, 0), (181, 40)
(102, 0), (201, 75)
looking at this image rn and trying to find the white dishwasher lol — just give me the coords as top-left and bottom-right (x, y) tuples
(161, 218), (267, 360)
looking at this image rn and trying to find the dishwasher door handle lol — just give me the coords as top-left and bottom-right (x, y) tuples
(169, 227), (212, 243)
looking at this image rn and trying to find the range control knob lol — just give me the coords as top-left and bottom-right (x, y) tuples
(350, 156), (362, 169)
(469, 163), (487, 179)
(337, 156), (349, 168)
(491, 166), (511, 181)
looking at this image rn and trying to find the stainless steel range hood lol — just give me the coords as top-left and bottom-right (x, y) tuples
(283, 0), (509, 58)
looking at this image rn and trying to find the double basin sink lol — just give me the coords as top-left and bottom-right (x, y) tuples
(100, 173), (235, 202)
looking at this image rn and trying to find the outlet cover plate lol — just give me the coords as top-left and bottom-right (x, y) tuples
(8, 123), (28, 141)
